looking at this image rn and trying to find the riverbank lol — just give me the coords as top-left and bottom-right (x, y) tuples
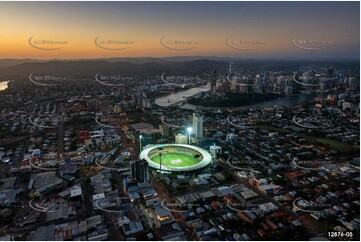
(180, 92), (339, 111)
(155, 84), (210, 107)
(188, 92), (282, 107)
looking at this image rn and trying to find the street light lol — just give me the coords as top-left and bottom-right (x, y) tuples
(139, 135), (143, 152)
(187, 127), (193, 145)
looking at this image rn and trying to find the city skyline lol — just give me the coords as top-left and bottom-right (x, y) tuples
(0, 1), (359, 60)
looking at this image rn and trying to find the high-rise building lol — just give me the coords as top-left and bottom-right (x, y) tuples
(137, 89), (143, 107)
(285, 86), (293, 95)
(193, 113), (203, 139)
(130, 159), (149, 183)
(348, 77), (358, 91)
(302, 72), (309, 84)
(230, 74), (238, 92)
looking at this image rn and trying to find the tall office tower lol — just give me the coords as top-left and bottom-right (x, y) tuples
(302, 71), (309, 84)
(193, 112), (203, 139)
(211, 69), (217, 94)
(229, 62), (233, 73)
(285, 86), (293, 95)
(130, 159), (150, 183)
(230, 75), (239, 92)
(254, 75), (262, 93)
(348, 77), (358, 91)
(137, 89), (143, 107)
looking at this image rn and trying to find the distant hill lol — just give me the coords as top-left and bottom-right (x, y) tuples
(0, 57), (358, 80)
(0, 59), (49, 68)
(0, 56), (228, 68)
(0, 60), (170, 78)
(0, 58), (230, 79)
(97, 57), (170, 64)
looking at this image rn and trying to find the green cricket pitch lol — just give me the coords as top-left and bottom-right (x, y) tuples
(150, 153), (199, 167)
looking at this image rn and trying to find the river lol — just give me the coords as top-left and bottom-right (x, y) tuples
(155, 84), (337, 110)
(155, 84), (211, 107)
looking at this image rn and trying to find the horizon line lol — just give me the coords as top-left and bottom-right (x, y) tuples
(0, 56), (359, 62)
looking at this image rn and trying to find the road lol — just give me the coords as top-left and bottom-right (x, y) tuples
(57, 121), (64, 157)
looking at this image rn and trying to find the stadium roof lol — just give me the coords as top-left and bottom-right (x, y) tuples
(139, 144), (212, 172)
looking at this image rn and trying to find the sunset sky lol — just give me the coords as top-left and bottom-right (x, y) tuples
(0, 1), (359, 60)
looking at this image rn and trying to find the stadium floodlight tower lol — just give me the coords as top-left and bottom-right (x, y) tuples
(187, 127), (193, 145)
(139, 134), (143, 152)
(157, 146), (164, 176)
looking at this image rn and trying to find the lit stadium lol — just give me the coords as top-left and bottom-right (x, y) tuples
(139, 144), (212, 172)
